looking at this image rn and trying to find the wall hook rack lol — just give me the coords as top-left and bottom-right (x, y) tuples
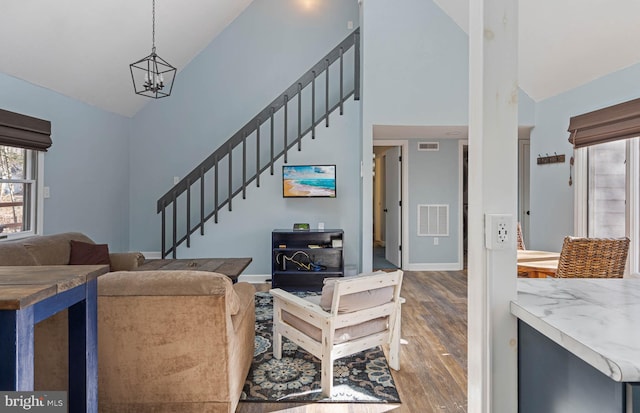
(537, 152), (565, 165)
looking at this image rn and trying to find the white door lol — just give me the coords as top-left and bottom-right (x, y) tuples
(385, 146), (402, 267)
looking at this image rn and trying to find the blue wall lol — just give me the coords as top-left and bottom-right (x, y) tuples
(362, 0), (469, 126)
(408, 139), (460, 265)
(0, 73), (131, 251)
(530, 63), (640, 251)
(177, 99), (361, 274)
(128, 0), (360, 273)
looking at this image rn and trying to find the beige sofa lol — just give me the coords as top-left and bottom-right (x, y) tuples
(0, 231), (145, 269)
(0, 232), (256, 413)
(98, 270), (255, 413)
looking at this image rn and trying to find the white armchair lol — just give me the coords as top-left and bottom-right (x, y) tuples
(270, 270), (404, 397)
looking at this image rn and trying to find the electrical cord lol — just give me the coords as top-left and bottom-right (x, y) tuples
(276, 251), (327, 271)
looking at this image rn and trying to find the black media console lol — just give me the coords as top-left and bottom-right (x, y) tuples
(271, 229), (344, 291)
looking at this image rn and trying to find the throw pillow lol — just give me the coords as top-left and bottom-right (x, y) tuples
(69, 240), (111, 269)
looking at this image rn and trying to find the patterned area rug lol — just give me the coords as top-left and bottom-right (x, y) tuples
(240, 291), (401, 403)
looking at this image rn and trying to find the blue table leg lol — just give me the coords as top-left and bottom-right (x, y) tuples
(0, 307), (35, 390)
(68, 278), (97, 413)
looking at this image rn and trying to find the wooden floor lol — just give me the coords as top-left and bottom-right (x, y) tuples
(237, 270), (468, 413)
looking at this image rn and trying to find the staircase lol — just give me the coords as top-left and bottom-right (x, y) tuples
(156, 29), (360, 258)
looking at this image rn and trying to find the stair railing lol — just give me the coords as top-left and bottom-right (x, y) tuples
(157, 29), (360, 258)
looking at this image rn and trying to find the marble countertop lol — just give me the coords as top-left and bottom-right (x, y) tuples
(511, 278), (640, 382)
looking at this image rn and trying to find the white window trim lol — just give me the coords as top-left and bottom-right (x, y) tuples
(628, 139), (639, 277)
(0, 150), (44, 241)
(573, 148), (588, 237)
(36, 151), (44, 235)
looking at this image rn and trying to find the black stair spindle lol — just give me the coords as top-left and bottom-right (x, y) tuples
(270, 108), (275, 175)
(172, 192), (177, 259)
(186, 178), (191, 248)
(325, 59), (329, 127)
(242, 134), (247, 199)
(284, 95), (288, 163)
(161, 200), (166, 258)
(200, 167), (205, 234)
(355, 29), (360, 101)
(228, 142), (233, 211)
(339, 47), (344, 115)
(256, 119), (261, 187)
(297, 83), (302, 151)
(312, 72), (316, 139)
(214, 157), (219, 223)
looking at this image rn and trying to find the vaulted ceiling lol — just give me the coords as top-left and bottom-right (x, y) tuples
(0, 0), (254, 117)
(2, 0), (639, 118)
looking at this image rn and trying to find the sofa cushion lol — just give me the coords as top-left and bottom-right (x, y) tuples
(319, 271), (394, 313)
(69, 240), (111, 269)
(0, 242), (38, 265)
(23, 232), (94, 265)
(99, 271), (242, 315)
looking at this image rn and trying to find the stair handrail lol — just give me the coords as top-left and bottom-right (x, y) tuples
(157, 28), (360, 257)
(157, 28), (360, 213)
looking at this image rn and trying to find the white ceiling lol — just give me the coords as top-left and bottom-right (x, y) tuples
(2, 1), (639, 118)
(434, 0), (640, 102)
(0, 0), (254, 117)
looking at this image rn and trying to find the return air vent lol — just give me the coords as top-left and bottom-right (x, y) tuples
(418, 204), (449, 236)
(418, 142), (439, 151)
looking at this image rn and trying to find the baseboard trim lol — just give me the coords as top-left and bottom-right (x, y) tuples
(140, 251), (162, 259)
(404, 262), (463, 271)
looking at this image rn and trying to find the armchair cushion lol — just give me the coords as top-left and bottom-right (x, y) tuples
(69, 240), (111, 268)
(281, 311), (388, 343)
(319, 271), (394, 313)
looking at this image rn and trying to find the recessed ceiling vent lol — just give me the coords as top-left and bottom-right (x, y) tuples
(418, 142), (439, 151)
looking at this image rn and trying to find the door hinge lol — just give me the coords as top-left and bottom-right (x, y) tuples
(399, 155), (402, 162)
(399, 245), (402, 251)
(399, 200), (402, 207)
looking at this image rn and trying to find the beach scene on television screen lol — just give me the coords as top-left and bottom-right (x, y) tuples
(283, 165), (336, 197)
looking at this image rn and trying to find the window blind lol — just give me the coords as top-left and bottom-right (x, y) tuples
(568, 98), (640, 149)
(0, 108), (52, 151)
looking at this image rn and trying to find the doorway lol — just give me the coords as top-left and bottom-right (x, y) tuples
(372, 142), (404, 270)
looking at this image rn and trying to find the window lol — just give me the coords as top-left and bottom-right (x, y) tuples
(587, 139), (627, 238)
(0, 108), (50, 239)
(570, 99), (640, 276)
(0, 145), (40, 238)
(577, 138), (640, 275)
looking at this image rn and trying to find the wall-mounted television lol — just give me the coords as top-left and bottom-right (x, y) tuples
(282, 165), (336, 198)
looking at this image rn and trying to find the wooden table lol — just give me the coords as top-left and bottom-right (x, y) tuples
(517, 259), (559, 278)
(0, 265), (109, 413)
(516, 250), (560, 262)
(135, 258), (252, 282)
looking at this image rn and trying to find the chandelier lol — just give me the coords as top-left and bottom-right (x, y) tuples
(130, 0), (176, 98)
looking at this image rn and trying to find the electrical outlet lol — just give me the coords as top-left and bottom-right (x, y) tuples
(485, 214), (513, 250)
(173, 176), (180, 185)
(434, 237), (439, 245)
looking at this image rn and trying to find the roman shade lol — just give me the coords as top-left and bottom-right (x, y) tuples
(0, 108), (52, 151)
(568, 98), (640, 149)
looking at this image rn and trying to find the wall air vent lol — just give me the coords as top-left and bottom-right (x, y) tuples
(418, 142), (439, 151)
(418, 204), (449, 236)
